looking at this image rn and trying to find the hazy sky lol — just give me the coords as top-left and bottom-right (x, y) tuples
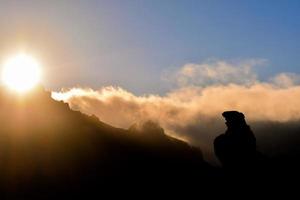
(0, 0), (300, 94)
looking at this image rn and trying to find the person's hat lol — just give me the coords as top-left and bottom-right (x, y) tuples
(222, 111), (245, 122)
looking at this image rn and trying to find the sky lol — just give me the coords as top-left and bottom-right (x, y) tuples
(0, 0), (300, 94)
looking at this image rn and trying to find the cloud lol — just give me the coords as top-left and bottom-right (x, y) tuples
(162, 59), (267, 87)
(52, 60), (300, 164)
(269, 73), (300, 88)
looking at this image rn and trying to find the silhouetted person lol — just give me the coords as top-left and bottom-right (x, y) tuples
(214, 111), (257, 172)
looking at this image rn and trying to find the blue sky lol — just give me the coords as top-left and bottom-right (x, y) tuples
(0, 0), (300, 94)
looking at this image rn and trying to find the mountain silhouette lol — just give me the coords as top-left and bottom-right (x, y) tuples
(1, 86), (300, 197)
(0, 86), (216, 198)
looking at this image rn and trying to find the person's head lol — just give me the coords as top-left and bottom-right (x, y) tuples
(222, 111), (246, 130)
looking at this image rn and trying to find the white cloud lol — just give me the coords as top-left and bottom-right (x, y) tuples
(269, 73), (300, 88)
(163, 59), (267, 87)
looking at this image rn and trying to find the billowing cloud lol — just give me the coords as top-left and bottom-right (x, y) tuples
(269, 72), (300, 88)
(52, 60), (300, 164)
(162, 59), (267, 87)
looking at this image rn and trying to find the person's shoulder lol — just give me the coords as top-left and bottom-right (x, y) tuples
(214, 133), (227, 144)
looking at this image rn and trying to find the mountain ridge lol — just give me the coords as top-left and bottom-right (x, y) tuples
(0, 86), (215, 198)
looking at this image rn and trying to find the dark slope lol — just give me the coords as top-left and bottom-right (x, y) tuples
(0, 87), (215, 198)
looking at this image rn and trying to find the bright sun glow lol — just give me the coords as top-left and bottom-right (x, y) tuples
(2, 54), (41, 93)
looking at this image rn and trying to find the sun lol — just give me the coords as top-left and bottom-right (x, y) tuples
(2, 53), (41, 93)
